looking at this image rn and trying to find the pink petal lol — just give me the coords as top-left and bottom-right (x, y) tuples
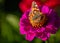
(46, 25), (57, 34)
(19, 19), (26, 34)
(41, 33), (50, 41)
(36, 27), (50, 41)
(25, 31), (35, 41)
(42, 6), (49, 14)
(19, 10), (29, 34)
(37, 27), (45, 32)
(19, 27), (26, 34)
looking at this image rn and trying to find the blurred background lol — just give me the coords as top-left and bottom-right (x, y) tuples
(0, 0), (60, 43)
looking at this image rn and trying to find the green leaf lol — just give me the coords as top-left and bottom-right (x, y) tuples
(1, 22), (14, 42)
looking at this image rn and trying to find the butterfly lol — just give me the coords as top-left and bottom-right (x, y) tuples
(29, 1), (47, 27)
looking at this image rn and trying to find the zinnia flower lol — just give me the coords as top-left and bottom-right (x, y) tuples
(19, 1), (60, 41)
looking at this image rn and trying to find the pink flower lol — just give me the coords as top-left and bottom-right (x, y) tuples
(19, 1), (60, 41)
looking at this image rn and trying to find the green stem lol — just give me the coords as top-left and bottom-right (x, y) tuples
(45, 40), (49, 43)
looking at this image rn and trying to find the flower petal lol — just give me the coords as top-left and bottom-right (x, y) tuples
(41, 6), (50, 14)
(36, 31), (50, 41)
(19, 10), (30, 34)
(36, 27), (50, 41)
(46, 25), (57, 34)
(19, 18), (26, 34)
(19, 26), (26, 34)
(36, 27), (45, 32)
(41, 33), (50, 41)
(25, 31), (35, 41)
